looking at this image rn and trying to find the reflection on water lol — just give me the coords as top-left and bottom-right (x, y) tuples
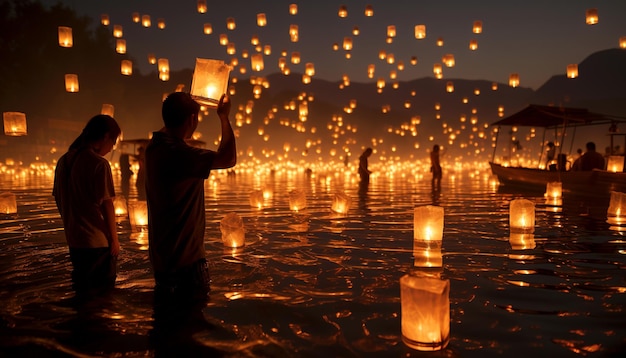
(1, 168), (625, 356)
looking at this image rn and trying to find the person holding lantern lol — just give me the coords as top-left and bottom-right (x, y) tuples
(53, 114), (121, 292)
(145, 92), (236, 300)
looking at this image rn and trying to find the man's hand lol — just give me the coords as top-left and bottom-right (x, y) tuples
(217, 94), (231, 119)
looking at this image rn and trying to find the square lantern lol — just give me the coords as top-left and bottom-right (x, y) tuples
(400, 274), (450, 351)
(0, 192), (18, 214)
(101, 104), (115, 117)
(190, 58), (231, 108)
(128, 200), (148, 232)
(545, 181), (562, 199)
(220, 212), (245, 248)
(510, 198), (535, 233)
(288, 189), (307, 211)
(3, 112), (27, 136)
(65, 74), (79, 92)
(121, 60), (132, 75)
(509, 233), (536, 250)
(113, 195), (128, 218)
(413, 205), (444, 267)
(249, 189), (264, 209)
(58, 26), (72, 47)
(607, 191), (626, 225)
(607, 156), (624, 173)
(331, 192), (351, 214)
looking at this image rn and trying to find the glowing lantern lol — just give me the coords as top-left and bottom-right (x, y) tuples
(545, 182), (562, 199)
(607, 156), (625, 172)
(365, 4), (374, 16)
(113, 25), (123, 38)
(367, 64), (375, 78)
(204, 23), (213, 34)
(607, 191), (626, 225)
(289, 4), (298, 15)
(400, 274), (450, 351)
(446, 81), (454, 93)
(510, 198), (535, 233)
(491, 82), (498, 90)
(290, 25), (299, 42)
(157, 18), (165, 29)
(387, 25), (396, 38)
(620, 37), (626, 49)
(147, 53), (156, 64)
(220, 212), (245, 248)
(509, 233), (536, 250)
(433, 63), (442, 76)
(0, 192), (17, 214)
(257, 13), (267, 26)
(567, 64), (578, 79)
(469, 39), (478, 50)
(101, 14), (110, 26)
(226, 17), (236, 30)
(116, 39), (126, 54)
(436, 37), (444, 47)
(343, 37), (353, 51)
(249, 190), (264, 209)
(113, 196), (128, 217)
(142, 15), (151, 27)
(414, 205), (444, 242)
(190, 58), (231, 108)
(305, 63), (315, 76)
(410, 56), (418, 65)
(128, 200), (148, 232)
(225, 42), (235, 55)
(289, 189), (307, 211)
(338, 5), (348, 18)
(442, 54), (454, 67)
(331, 192), (351, 214)
(159, 72), (169, 81)
(158, 58), (169, 74)
(101, 104), (114, 117)
(586, 8), (598, 25)
(291, 52), (300, 64)
(121, 60), (132, 75)
(377, 78), (385, 89)
(58, 26), (72, 47)
(509, 73), (520, 87)
(65, 74), (79, 92)
(3, 112), (27, 136)
(472, 20), (483, 34)
(197, 0), (207, 13)
(132, 12), (140, 23)
(414, 25), (426, 39)
(251, 54), (264, 71)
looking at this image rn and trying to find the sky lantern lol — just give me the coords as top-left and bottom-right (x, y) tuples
(469, 39), (478, 50)
(378, 50), (386, 60)
(65, 74), (79, 92)
(278, 57), (287, 70)
(367, 64), (375, 78)
(389, 70), (397, 79)
(566, 64), (578, 78)
(257, 13), (267, 26)
(226, 42), (236, 55)
(377, 78), (385, 89)
(113, 25), (123, 38)
(226, 17), (236, 30)
(436, 37), (444, 47)
(433, 63), (442, 77)
(141, 15), (151, 27)
(263, 45), (271, 55)
(338, 5), (348, 18)
(290, 25), (299, 42)
(410, 56), (418, 65)
(121, 60), (132, 75)
(101, 104), (114, 117)
(343, 37), (353, 50)
(442, 54), (455, 67)
(415, 25), (426, 39)
(620, 37), (626, 49)
(302, 74), (311, 84)
(158, 58), (169, 74)
(473, 20), (483, 33)
(204, 23), (213, 34)
(353, 26), (360, 35)
(365, 4), (374, 16)
(291, 51), (300, 64)
(132, 12), (140, 23)
(219, 34), (228, 45)
(289, 4), (297, 15)
(288, 190), (307, 211)
(491, 82), (498, 90)
(446, 81), (454, 92)
(509, 73), (520, 87)
(157, 18), (165, 29)
(159, 72), (169, 81)
(251, 54), (264, 71)
(586, 8), (598, 25)
(3, 112), (27, 136)
(57, 26), (72, 47)
(147, 53), (156, 64)
(190, 58), (231, 107)
(386, 53), (395, 64)
(305, 63), (315, 76)
(197, 0), (207, 14)
(387, 25), (396, 38)
(115, 39), (126, 54)
(101, 14), (110, 26)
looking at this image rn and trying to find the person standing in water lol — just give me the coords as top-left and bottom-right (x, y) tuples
(430, 144), (442, 191)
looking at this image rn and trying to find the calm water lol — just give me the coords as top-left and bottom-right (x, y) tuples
(0, 164), (625, 357)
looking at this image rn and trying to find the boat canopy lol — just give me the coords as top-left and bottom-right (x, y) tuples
(490, 104), (625, 128)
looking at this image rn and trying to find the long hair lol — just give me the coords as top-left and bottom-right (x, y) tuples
(69, 115), (121, 150)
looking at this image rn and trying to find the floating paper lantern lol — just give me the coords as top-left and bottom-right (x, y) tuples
(567, 64), (578, 79)
(387, 25), (396, 38)
(251, 54), (264, 71)
(585, 8), (598, 25)
(226, 43), (236, 55)
(157, 58), (169, 73)
(414, 205), (444, 242)
(141, 15), (151, 27)
(132, 12), (140, 23)
(509, 233), (536, 250)
(400, 274), (450, 351)
(338, 5), (348, 18)
(291, 52), (300, 64)
(159, 72), (169, 81)
(157, 18), (165, 29)
(442, 54), (455, 67)
(472, 20), (483, 34)
(510, 198), (535, 233)
(469, 39), (478, 50)
(128, 200), (148, 232)
(204, 23), (213, 34)
(116, 39), (126, 54)
(620, 37), (626, 49)
(0, 192), (17, 214)
(257, 13), (267, 27)
(343, 37), (353, 51)
(113, 196), (128, 217)
(365, 4), (374, 16)
(607, 191), (626, 225)
(289, 189), (307, 211)
(446, 81), (454, 93)
(509, 73), (520, 87)
(190, 58), (231, 107)
(305, 63), (315, 76)
(289, 25), (299, 42)
(101, 104), (114, 117)
(113, 25), (123, 38)
(367, 64), (375, 78)
(197, 0), (207, 13)
(331, 192), (351, 214)
(121, 60), (132, 75)
(436, 37), (444, 47)
(433, 63), (442, 76)
(249, 190), (264, 209)
(289, 4), (298, 15)
(607, 156), (624, 172)
(545, 182), (562, 199)
(226, 17), (236, 30)
(410, 56), (418, 65)
(65, 74), (79, 92)
(3, 112), (27, 136)
(415, 25), (426, 39)
(220, 212), (245, 248)
(101, 14), (110, 26)
(263, 45), (271, 55)
(58, 26), (72, 47)
(147, 53), (156, 64)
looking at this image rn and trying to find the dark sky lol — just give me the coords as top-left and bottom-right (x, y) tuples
(42, 0), (626, 89)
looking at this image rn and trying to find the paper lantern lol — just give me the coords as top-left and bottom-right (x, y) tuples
(58, 26), (72, 47)
(257, 13), (267, 26)
(400, 274), (450, 351)
(377, 78), (385, 89)
(436, 37), (444, 47)
(116, 39), (126, 54)
(446, 81), (454, 93)
(220, 212), (245, 248)
(132, 12), (140, 23)
(65, 74), (79, 92)
(342, 37), (353, 51)
(414, 205), (444, 242)
(190, 58), (231, 107)
(251, 54), (264, 71)
(219, 34), (228, 45)
(226, 17), (236, 30)
(291, 52), (300, 64)
(364, 4), (374, 16)
(509, 73), (520, 88)
(128, 200), (148, 232)
(585, 8), (598, 25)
(289, 189), (307, 211)
(472, 20), (483, 34)
(157, 18), (165, 29)
(249, 190), (264, 209)
(289, 4), (298, 15)
(113, 25), (123, 38)
(101, 104), (114, 117)
(442, 54), (455, 67)
(159, 72), (169, 81)
(113, 196), (127, 217)
(121, 60), (132, 75)
(141, 15), (151, 27)
(0, 192), (17, 214)
(101, 14), (110, 26)
(545, 181), (562, 199)
(387, 25), (396, 38)
(289, 25), (299, 42)
(607, 156), (624, 172)
(386, 53), (395, 64)
(410, 56), (418, 65)
(147, 53), (156, 64)
(414, 25), (426, 39)
(203, 23), (213, 34)
(226, 43), (236, 55)
(305, 63), (315, 76)
(510, 198), (535, 233)
(469, 39), (478, 50)
(331, 192), (351, 214)
(197, 0), (207, 13)
(3, 112), (27, 136)
(509, 233), (536, 250)
(338, 5), (348, 18)
(607, 191), (626, 225)
(433, 63), (442, 76)
(566, 64), (578, 78)
(620, 37), (626, 49)
(367, 64), (375, 78)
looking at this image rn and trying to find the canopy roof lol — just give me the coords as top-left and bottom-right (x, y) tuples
(491, 104), (625, 128)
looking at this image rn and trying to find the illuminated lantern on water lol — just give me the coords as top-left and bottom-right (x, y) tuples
(586, 8), (598, 25)
(113, 25), (123, 38)
(116, 39), (126, 54)
(567, 64), (578, 79)
(113, 196), (128, 217)
(472, 20), (483, 34)
(251, 54), (264, 71)
(338, 5), (348, 18)
(414, 205), (444, 242)
(58, 26), (72, 47)
(249, 190), (264, 209)
(289, 189), (307, 211)
(190, 58), (231, 108)
(101, 14), (110, 26)
(545, 182), (562, 199)
(142, 15), (151, 27)
(331, 192), (351, 214)
(101, 104), (114, 117)
(469, 39), (478, 50)
(509, 233), (536, 250)
(121, 60), (132, 75)
(65, 74), (79, 92)
(607, 156), (624, 172)
(510, 198), (535, 233)
(197, 0), (207, 13)
(400, 274), (450, 351)
(220, 212), (245, 248)
(607, 191), (626, 225)
(128, 201), (148, 232)
(257, 13), (267, 27)
(414, 25), (426, 39)
(436, 37), (444, 47)
(0, 192), (17, 214)
(3, 112), (27, 136)
(364, 4), (374, 16)
(509, 73), (520, 88)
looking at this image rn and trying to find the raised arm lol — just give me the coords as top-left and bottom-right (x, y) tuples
(212, 94), (237, 169)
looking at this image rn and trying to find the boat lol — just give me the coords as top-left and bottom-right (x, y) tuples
(489, 105), (626, 196)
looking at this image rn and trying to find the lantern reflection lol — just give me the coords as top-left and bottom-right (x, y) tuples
(509, 233), (536, 250)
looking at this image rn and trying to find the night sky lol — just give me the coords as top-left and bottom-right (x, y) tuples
(41, 0), (626, 90)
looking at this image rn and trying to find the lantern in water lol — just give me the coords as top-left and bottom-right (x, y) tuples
(128, 200), (148, 232)
(251, 54), (264, 71)
(101, 104), (114, 117)
(289, 4), (298, 15)
(331, 192), (351, 214)
(220, 212), (245, 248)
(509, 73), (520, 88)
(249, 190), (264, 209)
(289, 189), (307, 211)
(364, 4), (374, 16)
(142, 15), (151, 27)
(0, 192), (17, 214)
(620, 37), (626, 49)
(197, 0), (207, 13)
(113, 25), (123, 38)
(414, 205), (444, 243)
(509, 233), (536, 250)
(510, 198), (535, 233)
(101, 14), (110, 26)
(338, 5), (348, 18)
(257, 13), (267, 27)
(113, 196), (128, 217)
(157, 18), (165, 29)
(190, 58), (231, 107)
(415, 25), (426, 39)
(607, 156), (624, 172)
(204, 23), (213, 34)
(472, 20), (483, 33)
(607, 191), (626, 225)
(65, 74), (79, 92)
(121, 60), (132, 75)
(469, 39), (478, 50)
(585, 8), (598, 25)
(226, 43), (235, 55)
(400, 274), (450, 351)
(545, 182), (562, 199)
(116, 39), (126, 54)
(3, 112), (27, 136)
(567, 64), (578, 79)
(58, 26), (72, 47)
(446, 81), (454, 93)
